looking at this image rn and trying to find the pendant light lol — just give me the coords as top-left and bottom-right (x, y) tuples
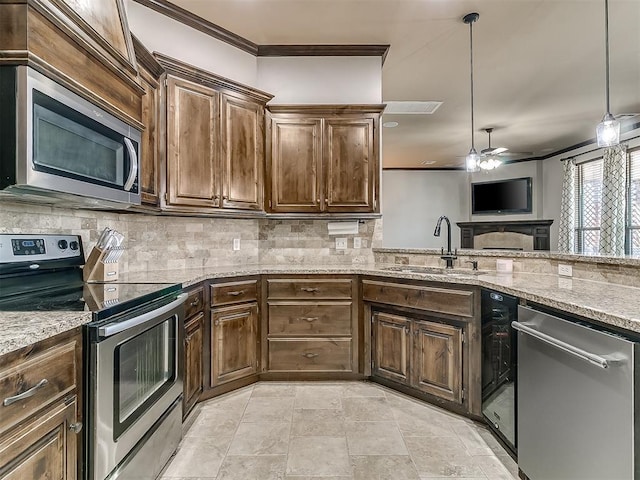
(596, 0), (620, 147)
(464, 13), (480, 172)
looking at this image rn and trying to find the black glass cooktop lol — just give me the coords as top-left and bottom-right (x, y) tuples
(0, 268), (180, 321)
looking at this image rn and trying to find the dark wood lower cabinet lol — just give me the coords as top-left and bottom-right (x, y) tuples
(183, 313), (204, 417)
(211, 303), (259, 386)
(412, 320), (463, 403)
(0, 398), (77, 480)
(372, 310), (465, 407)
(372, 312), (411, 384)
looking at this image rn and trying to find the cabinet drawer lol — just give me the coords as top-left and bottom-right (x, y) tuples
(267, 279), (352, 300)
(0, 341), (77, 434)
(362, 280), (474, 318)
(268, 339), (352, 372)
(268, 302), (352, 336)
(211, 280), (258, 306)
(185, 286), (204, 318)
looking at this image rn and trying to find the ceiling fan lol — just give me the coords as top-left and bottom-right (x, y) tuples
(480, 128), (533, 158)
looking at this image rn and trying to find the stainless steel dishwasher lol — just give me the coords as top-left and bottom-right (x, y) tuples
(515, 305), (639, 480)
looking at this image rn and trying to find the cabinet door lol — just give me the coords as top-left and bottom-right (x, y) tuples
(211, 303), (258, 386)
(269, 118), (322, 213)
(372, 312), (411, 384)
(183, 313), (204, 417)
(221, 95), (264, 210)
(138, 66), (161, 206)
(0, 398), (77, 479)
(412, 320), (463, 404)
(324, 117), (377, 212)
(166, 76), (220, 208)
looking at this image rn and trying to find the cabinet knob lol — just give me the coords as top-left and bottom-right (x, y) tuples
(69, 422), (83, 434)
(300, 287), (319, 293)
(316, 198), (320, 203)
(302, 352), (319, 359)
(223, 195), (229, 200)
(214, 320), (220, 326)
(324, 198), (328, 203)
(213, 195), (220, 200)
(190, 297), (200, 307)
(227, 290), (245, 296)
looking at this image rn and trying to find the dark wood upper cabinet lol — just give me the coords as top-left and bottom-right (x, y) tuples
(268, 118), (323, 213)
(133, 36), (164, 207)
(221, 95), (264, 210)
(0, 0), (144, 128)
(324, 117), (376, 212)
(156, 55), (272, 214)
(267, 105), (383, 215)
(166, 75), (220, 209)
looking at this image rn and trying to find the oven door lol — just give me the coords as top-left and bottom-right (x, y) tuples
(88, 294), (185, 480)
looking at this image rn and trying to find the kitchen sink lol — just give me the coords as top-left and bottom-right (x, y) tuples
(380, 265), (483, 276)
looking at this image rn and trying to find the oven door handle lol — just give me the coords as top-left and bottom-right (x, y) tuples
(99, 294), (187, 338)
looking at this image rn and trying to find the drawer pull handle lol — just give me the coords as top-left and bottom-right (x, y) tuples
(69, 422), (83, 434)
(300, 317), (319, 322)
(302, 353), (319, 359)
(3, 379), (48, 407)
(300, 287), (319, 293)
(189, 297), (200, 306)
(227, 290), (245, 296)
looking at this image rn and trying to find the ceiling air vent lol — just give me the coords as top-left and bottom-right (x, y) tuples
(384, 101), (443, 115)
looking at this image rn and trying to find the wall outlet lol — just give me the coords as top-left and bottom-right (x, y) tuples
(233, 238), (241, 251)
(353, 237), (362, 249)
(558, 264), (573, 277)
(335, 237), (347, 250)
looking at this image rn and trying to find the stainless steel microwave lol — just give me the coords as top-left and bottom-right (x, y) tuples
(0, 67), (141, 206)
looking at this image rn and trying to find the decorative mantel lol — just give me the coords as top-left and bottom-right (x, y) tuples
(456, 220), (554, 251)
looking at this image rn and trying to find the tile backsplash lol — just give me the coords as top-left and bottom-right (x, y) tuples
(0, 201), (381, 271)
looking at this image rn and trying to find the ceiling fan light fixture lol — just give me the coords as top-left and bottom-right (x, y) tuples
(478, 157), (502, 171)
(596, 0), (620, 148)
(596, 112), (621, 147)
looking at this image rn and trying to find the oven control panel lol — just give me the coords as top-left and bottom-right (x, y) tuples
(11, 238), (46, 256)
(0, 234), (83, 264)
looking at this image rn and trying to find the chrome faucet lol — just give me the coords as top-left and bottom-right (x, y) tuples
(434, 215), (457, 268)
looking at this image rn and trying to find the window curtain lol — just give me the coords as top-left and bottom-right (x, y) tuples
(558, 158), (576, 252)
(599, 144), (628, 255)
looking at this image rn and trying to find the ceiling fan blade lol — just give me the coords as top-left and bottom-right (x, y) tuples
(480, 146), (508, 156)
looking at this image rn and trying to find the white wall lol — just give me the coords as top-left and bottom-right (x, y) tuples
(125, 1), (258, 86)
(382, 170), (469, 249)
(257, 57), (382, 104)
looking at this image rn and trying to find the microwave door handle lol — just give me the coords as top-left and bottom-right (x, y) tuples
(123, 137), (138, 192)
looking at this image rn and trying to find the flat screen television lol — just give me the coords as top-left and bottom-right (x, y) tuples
(472, 177), (532, 215)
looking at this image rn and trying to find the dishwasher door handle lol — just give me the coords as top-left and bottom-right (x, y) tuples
(512, 321), (613, 369)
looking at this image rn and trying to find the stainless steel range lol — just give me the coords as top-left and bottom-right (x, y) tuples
(0, 234), (186, 480)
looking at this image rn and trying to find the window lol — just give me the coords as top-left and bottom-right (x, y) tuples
(629, 149), (640, 255)
(574, 147), (640, 255)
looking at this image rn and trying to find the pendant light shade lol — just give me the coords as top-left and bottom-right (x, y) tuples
(464, 13), (480, 172)
(596, 0), (620, 147)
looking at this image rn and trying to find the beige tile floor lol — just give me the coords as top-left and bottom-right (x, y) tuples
(161, 381), (518, 480)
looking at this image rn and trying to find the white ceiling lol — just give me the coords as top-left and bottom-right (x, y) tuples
(169, 0), (640, 169)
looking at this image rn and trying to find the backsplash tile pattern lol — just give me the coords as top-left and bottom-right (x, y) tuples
(0, 202), (259, 272)
(0, 202), (381, 271)
(258, 219), (382, 265)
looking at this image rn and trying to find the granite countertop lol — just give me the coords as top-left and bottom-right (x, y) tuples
(2, 263), (640, 356)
